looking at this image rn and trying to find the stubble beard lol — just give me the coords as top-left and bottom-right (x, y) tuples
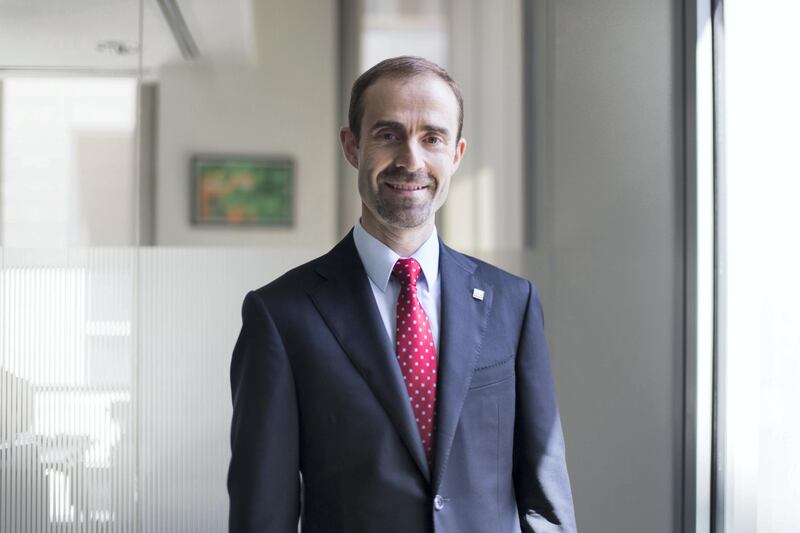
(374, 193), (433, 228)
(366, 166), (438, 229)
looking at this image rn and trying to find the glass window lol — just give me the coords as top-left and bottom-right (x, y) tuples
(2, 78), (137, 247)
(717, 1), (800, 531)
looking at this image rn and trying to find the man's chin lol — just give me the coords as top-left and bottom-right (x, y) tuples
(376, 207), (432, 229)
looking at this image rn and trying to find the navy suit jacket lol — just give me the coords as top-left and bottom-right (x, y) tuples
(228, 231), (576, 532)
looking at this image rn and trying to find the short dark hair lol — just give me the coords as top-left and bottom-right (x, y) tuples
(348, 55), (464, 144)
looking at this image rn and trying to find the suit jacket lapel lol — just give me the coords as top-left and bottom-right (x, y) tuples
(307, 232), (431, 482)
(432, 243), (493, 492)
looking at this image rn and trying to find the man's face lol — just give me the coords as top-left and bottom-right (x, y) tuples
(341, 74), (466, 232)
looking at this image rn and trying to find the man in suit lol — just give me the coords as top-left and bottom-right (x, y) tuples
(228, 56), (576, 532)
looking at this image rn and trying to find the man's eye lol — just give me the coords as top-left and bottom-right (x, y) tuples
(426, 136), (443, 144)
(381, 132), (398, 141)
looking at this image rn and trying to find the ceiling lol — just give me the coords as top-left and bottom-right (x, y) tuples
(0, 0), (254, 75)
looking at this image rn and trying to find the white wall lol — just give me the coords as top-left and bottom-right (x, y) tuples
(155, 0), (338, 247)
(445, 0), (525, 252)
(528, 1), (683, 531)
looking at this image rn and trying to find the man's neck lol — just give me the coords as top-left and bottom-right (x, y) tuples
(360, 213), (435, 257)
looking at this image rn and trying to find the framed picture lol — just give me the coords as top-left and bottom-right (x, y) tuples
(190, 155), (293, 226)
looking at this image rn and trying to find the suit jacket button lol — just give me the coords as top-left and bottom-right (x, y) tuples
(433, 494), (445, 511)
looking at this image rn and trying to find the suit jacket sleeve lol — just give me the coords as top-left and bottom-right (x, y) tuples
(228, 291), (300, 533)
(513, 282), (577, 532)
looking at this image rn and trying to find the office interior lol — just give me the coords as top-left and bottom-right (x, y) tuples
(0, 0), (797, 532)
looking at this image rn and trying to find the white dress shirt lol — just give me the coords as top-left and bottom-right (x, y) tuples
(352, 220), (441, 353)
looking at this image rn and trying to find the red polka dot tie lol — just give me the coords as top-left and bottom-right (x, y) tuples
(392, 257), (438, 466)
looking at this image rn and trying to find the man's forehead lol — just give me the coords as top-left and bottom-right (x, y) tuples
(362, 74), (459, 124)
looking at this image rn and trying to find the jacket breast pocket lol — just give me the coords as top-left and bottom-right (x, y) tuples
(469, 354), (515, 391)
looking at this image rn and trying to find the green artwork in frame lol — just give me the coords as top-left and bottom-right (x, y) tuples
(191, 155), (293, 226)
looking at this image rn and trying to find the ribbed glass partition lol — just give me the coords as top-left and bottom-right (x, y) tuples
(0, 247), (321, 532)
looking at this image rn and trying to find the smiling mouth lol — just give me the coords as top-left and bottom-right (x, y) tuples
(384, 182), (429, 191)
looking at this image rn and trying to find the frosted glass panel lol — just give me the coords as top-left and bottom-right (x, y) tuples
(1, 247), (322, 532)
(136, 248), (320, 532)
(0, 249), (136, 532)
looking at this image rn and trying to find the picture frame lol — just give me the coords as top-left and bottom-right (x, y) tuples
(190, 154), (294, 226)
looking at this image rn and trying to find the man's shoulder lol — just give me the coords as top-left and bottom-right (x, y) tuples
(248, 233), (357, 303)
(250, 253), (329, 301)
(442, 246), (544, 325)
(442, 244), (533, 293)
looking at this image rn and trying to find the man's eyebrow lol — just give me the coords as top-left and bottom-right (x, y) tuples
(422, 124), (451, 138)
(370, 120), (405, 133)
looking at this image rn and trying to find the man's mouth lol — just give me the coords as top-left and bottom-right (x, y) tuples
(384, 182), (429, 191)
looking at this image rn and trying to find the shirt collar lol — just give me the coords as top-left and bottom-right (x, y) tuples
(353, 219), (440, 293)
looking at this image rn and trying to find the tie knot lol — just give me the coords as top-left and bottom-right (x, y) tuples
(392, 257), (422, 286)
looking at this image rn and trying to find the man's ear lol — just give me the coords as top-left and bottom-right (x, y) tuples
(451, 137), (467, 173)
(340, 127), (359, 169)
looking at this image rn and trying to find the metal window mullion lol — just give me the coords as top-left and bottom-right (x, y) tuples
(683, 0), (716, 531)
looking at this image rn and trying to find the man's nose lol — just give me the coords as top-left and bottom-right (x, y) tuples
(394, 140), (424, 172)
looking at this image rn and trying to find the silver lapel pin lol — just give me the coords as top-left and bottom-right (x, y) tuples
(472, 288), (485, 301)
